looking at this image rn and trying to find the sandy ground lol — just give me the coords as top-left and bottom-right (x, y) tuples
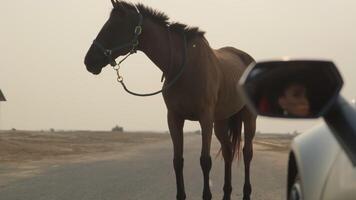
(0, 130), (171, 185)
(0, 131), (293, 163)
(0, 130), (294, 188)
(0, 130), (170, 163)
(0, 131), (294, 200)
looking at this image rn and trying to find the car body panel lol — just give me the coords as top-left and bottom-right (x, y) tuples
(291, 123), (341, 200)
(322, 149), (356, 200)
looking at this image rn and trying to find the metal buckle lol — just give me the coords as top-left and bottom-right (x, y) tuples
(132, 39), (139, 47)
(117, 76), (123, 82)
(135, 26), (142, 35)
(104, 49), (112, 56)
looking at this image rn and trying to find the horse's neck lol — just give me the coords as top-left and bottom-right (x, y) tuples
(138, 20), (170, 74)
(138, 20), (185, 79)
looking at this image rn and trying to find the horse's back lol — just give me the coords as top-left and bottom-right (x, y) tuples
(215, 46), (254, 70)
(213, 46), (254, 120)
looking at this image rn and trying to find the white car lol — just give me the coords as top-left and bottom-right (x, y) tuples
(239, 60), (356, 200)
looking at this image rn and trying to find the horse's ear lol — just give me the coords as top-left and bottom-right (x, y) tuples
(111, 0), (124, 8)
(111, 0), (117, 8)
(111, 0), (123, 8)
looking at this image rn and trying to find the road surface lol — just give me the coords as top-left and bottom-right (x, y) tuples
(0, 134), (289, 200)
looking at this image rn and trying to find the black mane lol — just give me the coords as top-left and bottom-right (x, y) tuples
(113, 2), (205, 40)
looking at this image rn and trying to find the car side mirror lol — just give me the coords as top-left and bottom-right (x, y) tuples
(239, 60), (343, 119)
(239, 60), (356, 165)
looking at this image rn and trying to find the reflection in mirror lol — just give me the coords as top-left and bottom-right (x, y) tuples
(242, 60), (343, 118)
(277, 83), (310, 117)
(258, 80), (313, 117)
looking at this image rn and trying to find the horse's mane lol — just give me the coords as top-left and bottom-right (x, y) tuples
(112, 2), (205, 40)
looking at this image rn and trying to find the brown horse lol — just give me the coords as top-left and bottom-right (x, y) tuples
(84, 1), (257, 200)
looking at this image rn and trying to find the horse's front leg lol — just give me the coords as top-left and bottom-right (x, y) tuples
(168, 111), (186, 200)
(199, 113), (214, 200)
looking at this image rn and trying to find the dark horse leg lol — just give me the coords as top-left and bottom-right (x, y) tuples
(168, 111), (186, 200)
(199, 113), (214, 200)
(241, 107), (257, 200)
(214, 119), (233, 200)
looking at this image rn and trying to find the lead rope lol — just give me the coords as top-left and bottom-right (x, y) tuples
(113, 33), (187, 97)
(112, 44), (137, 82)
(161, 26), (173, 83)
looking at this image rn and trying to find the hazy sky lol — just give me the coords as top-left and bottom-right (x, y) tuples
(0, 0), (355, 132)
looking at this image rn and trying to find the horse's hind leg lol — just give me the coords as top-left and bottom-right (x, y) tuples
(199, 113), (214, 200)
(214, 119), (233, 200)
(168, 111), (186, 200)
(241, 107), (257, 200)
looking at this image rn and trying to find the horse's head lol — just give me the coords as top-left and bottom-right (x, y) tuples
(84, 0), (142, 75)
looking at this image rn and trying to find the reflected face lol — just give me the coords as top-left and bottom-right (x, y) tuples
(278, 84), (310, 117)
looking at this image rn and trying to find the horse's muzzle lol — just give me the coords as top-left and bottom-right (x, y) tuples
(85, 64), (102, 75)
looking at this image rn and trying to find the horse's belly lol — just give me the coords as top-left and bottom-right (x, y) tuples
(214, 96), (245, 120)
(214, 78), (245, 120)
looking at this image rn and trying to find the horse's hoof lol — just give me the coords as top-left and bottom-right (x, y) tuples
(242, 197), (251, 200)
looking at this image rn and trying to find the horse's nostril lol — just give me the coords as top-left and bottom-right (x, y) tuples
(84, 56), (91, 67)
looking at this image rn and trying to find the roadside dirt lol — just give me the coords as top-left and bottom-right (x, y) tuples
(254, 133), (294, 152)
(0, 131), (293, 187)
(0, 130), (170, 163)
(0, 131), (293, 164)
(0, 130), (171, 186)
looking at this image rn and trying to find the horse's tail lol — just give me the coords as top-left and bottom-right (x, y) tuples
(228, 113), (242, 161)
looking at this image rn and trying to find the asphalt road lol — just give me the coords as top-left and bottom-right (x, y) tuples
(0, 134), (289, 200)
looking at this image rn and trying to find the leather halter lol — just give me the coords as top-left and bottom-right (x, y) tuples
(91, 8), (187, 97)
(92, 13), (143, 67)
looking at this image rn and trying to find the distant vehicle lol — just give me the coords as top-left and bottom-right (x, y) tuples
(239, 60), (356, 200)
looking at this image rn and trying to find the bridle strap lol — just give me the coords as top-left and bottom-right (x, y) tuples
(161, 26), (173, 82)
(118, 33), (187, 97)
(93, 13), (143, 67)
(92, 8), (188, 97)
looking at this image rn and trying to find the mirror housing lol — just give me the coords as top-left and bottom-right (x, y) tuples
(239, 59), (356, 165)
(239, 60), (343, 119)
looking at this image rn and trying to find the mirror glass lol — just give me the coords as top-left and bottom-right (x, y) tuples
(241, 60), (343, 118)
